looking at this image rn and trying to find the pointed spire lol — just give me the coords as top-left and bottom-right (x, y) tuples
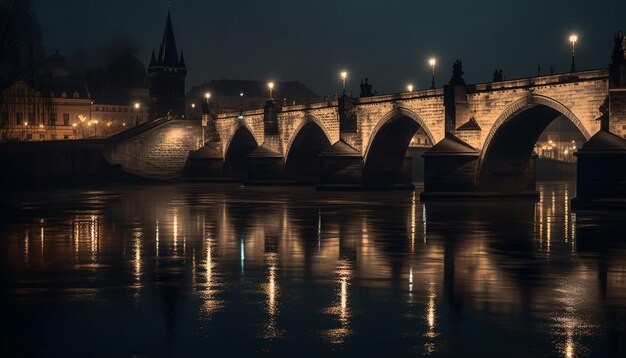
(149, 50), (156, 67)
(157, 10), (179, 67)
(179, 50), (186, 68)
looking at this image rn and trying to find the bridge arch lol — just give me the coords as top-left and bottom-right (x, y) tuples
(223, 123), (260, 179)
(478, 94), (591, 191)
(363, 107), (435, 184)
(284, 116), (333, 183)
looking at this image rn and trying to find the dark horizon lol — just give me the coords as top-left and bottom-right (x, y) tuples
(34, 0), (626, 95)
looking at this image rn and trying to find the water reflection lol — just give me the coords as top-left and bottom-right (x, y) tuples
(1, 182), (625, 356)
(264, 252), (280, 338)
(325, 259), (353, 344)
(72, 214), (101, 261)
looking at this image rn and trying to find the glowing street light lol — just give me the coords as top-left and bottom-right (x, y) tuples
(134, 102), (140, 127)
(238, 92), (244, 120)
(340, 71), (348, 95)
(191, 103), (196, 109)
(569, 33), (578, 72)
(407, 84), (414, 92)
(428, 58), (437, 89)
(268, 81), (275, 99)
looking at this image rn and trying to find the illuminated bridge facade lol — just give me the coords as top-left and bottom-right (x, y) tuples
(105, 37), (626, 201)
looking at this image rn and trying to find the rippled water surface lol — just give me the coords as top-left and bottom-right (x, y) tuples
(1, 182), (625, 356)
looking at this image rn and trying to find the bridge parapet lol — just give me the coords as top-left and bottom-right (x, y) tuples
(472, 69), (608, 92)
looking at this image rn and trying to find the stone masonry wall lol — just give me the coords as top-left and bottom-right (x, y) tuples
(104, 120), (202, 179)
(209, 70), (611, 174)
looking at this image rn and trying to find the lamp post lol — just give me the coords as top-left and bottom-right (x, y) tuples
(134, 103), (140, 126)
(238, 92), (244, 120)
(340, 71), (348, 96)
(429, 58), (437, 89)
(72, 123), (77, 139)
(191, 103), (196, 120)
(204, 92), (211, 114)
(23, 121), (28, 141)
(569, 33), (578, 73)
(268, 82), (274, 100)
(407, 84), (414, 92)
(93, 120), (98, 137)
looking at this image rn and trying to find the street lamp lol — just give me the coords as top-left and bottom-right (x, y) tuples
(428, 58), (437, 89)
(134, 102), (140, 126)
(204, 92), (211, 113)
(93, 120), (98, 137)
(569, 33), (578, 72)
(340, 71), (348, 95)
(72, 123), (77, 139)
(268, 81), (274, 100)
(407, 84), (414, 92)
(238, 92), (244, 120)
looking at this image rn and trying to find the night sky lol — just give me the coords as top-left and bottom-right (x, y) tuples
(34, 0), (626, 95)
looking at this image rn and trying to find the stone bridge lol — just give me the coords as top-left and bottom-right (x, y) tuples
(106, 40), (626, 202)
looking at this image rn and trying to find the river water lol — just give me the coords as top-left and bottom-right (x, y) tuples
(1, 182), (625, 356)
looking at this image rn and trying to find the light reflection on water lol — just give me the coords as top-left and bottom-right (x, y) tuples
(1, 181), (625, 356)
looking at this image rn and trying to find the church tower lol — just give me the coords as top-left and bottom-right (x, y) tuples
(148, 9), (186, 120)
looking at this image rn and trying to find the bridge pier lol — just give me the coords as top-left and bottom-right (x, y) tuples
(572, 130), (626, 209)
(572, 32), (626, 209)
(245, 99), (289, 184)
(184, 141), (225, 178)
(246, 144), (285, 184)
(317, 141), (363, 189)
(421, 135), (480, 200)
(420, 134), (541, 200)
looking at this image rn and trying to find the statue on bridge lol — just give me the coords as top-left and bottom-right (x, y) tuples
(492, 69), (503, 82)
(449, 60), (465, 85)
(360, 78), (374, 97)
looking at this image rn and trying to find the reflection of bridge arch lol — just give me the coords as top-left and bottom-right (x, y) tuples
(478, 94), (590, 191)
(223, 123), (260, 179)
(284, 116), (333, 183)
(363, 107), (435, 184)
